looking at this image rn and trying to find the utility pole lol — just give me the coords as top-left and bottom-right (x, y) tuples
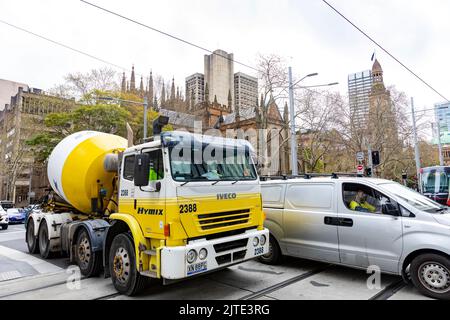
(411, 97), (422, 182)
(288, 67), (298, 176)
(437, 121), (444, 166)
(143, 96), (148, 140)
(368, 143), (374, 178)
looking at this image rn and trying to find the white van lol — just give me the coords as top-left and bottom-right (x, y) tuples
(260, 176), (450, 300)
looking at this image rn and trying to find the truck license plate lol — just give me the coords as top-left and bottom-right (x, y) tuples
(187, 261), (207, 275)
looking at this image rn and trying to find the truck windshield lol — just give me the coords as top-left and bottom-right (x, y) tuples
(379, 182), (445, 213)
(169, 143), (257, 182)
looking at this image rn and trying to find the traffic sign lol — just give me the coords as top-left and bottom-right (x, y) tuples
(356, 152), (364, 162)
(357, 165), (364, 175)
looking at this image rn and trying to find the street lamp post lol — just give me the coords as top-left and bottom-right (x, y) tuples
(287, 67), (337, 176)
(288, 67), (298, 176)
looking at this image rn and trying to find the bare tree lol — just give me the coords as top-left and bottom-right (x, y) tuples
(49, 67), (119, 100)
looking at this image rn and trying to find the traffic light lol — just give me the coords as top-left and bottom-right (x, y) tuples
(371, 151), (380, 166)
(365, 167), (372, 177)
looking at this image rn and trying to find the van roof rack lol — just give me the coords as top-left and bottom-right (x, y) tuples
(260, 172), (361, 181)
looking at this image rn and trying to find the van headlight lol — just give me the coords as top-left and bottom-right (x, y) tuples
(187, 249), (197, 264)
(253, 237), (259, 247)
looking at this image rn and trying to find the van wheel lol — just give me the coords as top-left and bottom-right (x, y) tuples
(75, 229), (102, 277)
(258, 235), (282, 265)
(1, 225), (8, 230)
(26, 219), (39, 254)
(411, 253), (450, 300)
(109, 233), (149, 296)
(38, 222), (53, 259)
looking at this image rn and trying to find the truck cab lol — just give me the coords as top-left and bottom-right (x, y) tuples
(106, 131), (269, 294)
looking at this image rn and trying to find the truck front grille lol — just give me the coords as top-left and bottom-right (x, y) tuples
(213, 238), (248, 253)
(197, 209), (250, 231)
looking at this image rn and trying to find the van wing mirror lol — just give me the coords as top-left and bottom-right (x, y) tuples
(382, 202), (400, 216)
(134, 153), (150, 187)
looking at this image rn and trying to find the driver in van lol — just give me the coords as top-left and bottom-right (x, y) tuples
(349, 190), (376, 213)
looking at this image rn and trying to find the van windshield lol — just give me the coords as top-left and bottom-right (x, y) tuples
(379, 182), (445, 213)
(168, 143), (257, 182)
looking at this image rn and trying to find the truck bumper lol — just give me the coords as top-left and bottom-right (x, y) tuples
(160, 228), (269, 280)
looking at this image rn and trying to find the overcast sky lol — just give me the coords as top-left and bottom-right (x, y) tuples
(1, 0), (449, 138)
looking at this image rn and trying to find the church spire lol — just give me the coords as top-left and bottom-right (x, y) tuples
(205, 83), (209, 104)
(130, 65), (136, 92)
(284, 102), (289, 124)
(139, 76), (144, 93)
(121, 72), (126, 92)
(161, 82), (166, 105)
(148, 71), (154, 107)
(170, 77), (176, 100)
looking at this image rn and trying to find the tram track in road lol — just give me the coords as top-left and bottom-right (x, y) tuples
(239, 264), (333, 300)
(0, 274), (89, 299)
(368, 278), (407, 300)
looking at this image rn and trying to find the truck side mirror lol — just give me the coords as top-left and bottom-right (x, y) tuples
(134, 153), (150, 187)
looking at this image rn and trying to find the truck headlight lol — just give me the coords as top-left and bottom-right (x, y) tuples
(260, 235), (267, 246)
(253, 237), (259, 247)
(199, 248), (208, 260)
(187, 249), (197, 264)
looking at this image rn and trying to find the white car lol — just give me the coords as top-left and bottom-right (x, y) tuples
(0, 206), (8, 230)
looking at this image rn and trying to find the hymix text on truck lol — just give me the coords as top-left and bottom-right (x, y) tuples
(26, 117), (269, 295)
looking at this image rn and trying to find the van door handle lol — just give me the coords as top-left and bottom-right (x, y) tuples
(339, 218), (353, 227)
(324, 217), (340, 226)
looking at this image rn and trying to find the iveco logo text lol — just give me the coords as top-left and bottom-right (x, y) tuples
(137, 208), (164, 215)
(217, 193), (237, 200)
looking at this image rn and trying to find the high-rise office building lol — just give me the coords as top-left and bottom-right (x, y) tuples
(204, 49), (234, 108)
(348, 69), (373, 128)
(434, 102), (450, 139)
(185, 73), (205, 110)
(234, 72), (258, 112)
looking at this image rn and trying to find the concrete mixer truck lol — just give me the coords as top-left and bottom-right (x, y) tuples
(26, 118), (269, 295)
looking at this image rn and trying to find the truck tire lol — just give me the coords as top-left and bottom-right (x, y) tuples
(109, 233), (149, 296)
(410, 253), (450, 300)
(1, 225), (8, 230)
(26, 219), (39, 254)
(75, 229), (102, 277)
(38, 222), (53, 259)
(258, 235), (282, 265)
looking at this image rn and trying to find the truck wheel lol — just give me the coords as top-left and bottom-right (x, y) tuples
(26, 219), (39, 254)
(109, 233), (149, 296)
(38, 222), (53, 259)
(411, 253), (450, 300)
(258, 235), (282, 265)
(2, 225), (8, 230)
(75, 229), (102, 277)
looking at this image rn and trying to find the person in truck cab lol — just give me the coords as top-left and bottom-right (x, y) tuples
(349, 190), (376, 213)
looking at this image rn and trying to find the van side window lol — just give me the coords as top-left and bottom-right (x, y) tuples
(147, 150), (164, 181)
(343, 183), (396, 215)
(123, 155), (136, 181)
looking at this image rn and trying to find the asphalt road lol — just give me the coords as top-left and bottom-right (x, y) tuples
(0, 224), (432, 300)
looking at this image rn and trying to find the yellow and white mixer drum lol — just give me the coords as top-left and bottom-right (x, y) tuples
(47, 131), (127, 214)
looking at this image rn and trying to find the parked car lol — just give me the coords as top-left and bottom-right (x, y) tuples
(6, 208), (26, 224)
(260, 176), (450, 300)
(0, 206), (8, 230)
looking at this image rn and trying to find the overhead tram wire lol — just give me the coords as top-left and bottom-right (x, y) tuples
(0, 19), (130, 74)
(321, 0), (449, 103)
(79, 0), (259, 73)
